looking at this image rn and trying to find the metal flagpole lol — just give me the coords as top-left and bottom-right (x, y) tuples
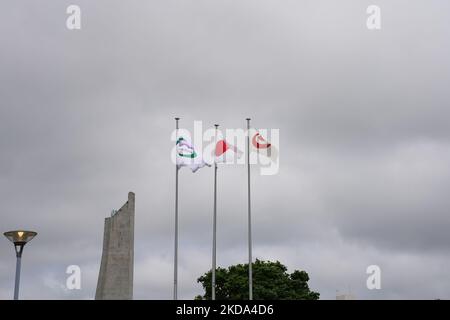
(174, 117), (180, 300)
(246, 118), (253, 300)
(212, 124), (219, 300)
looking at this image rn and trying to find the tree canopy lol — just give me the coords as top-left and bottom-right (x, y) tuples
(196, 260), (319, 300)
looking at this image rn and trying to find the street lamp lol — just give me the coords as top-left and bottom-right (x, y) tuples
(3, 230), (37, 300)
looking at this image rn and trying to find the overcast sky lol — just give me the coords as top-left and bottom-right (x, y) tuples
(1, 0), (450, 300)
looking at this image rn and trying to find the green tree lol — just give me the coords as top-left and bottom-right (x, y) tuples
(195, 260), (319, 300)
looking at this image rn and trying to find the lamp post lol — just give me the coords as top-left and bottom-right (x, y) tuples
(3, 230), (37, 300)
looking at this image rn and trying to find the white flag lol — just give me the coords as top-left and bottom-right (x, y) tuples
(215, 139), (243, 164)
(249, 129), (278, 161)
(176, 137), (210, 172)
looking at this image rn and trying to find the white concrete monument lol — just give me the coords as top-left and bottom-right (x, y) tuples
(95, 192), (135, 300)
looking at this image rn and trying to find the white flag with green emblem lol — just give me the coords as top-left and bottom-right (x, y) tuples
(176, 136), (210, 172)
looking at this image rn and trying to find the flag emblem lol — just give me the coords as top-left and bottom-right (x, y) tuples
(252, 133), (271, 149)
(250, 130), (278, 161)
(215, 140), (243, 163)
(177, 137), (197, 158)
(176, 136), (210, 172)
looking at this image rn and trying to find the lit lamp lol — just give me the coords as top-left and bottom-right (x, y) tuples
(4, 230), (37, 300)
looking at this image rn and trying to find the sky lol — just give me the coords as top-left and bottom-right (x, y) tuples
(1, 0), (450, 300)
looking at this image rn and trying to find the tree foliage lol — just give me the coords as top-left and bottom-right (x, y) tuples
(195, 260), (319, 300)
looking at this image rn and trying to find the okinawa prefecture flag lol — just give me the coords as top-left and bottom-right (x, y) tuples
(249, 129), (278, 162)
(176, 137), (210, 172)
(215, 139), (244, 163)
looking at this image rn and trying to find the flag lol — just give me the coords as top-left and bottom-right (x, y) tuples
(249, 129), (278, 161)
(215, 139), (243, 163)
(176, 136), (210, 172)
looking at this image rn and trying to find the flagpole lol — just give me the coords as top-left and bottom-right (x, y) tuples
(174, 117), (180, 300)
(212, 124), (219, 300)
(246, 118), (253, 300)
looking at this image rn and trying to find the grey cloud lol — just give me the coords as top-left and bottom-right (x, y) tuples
(1, 0), (450, 300)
